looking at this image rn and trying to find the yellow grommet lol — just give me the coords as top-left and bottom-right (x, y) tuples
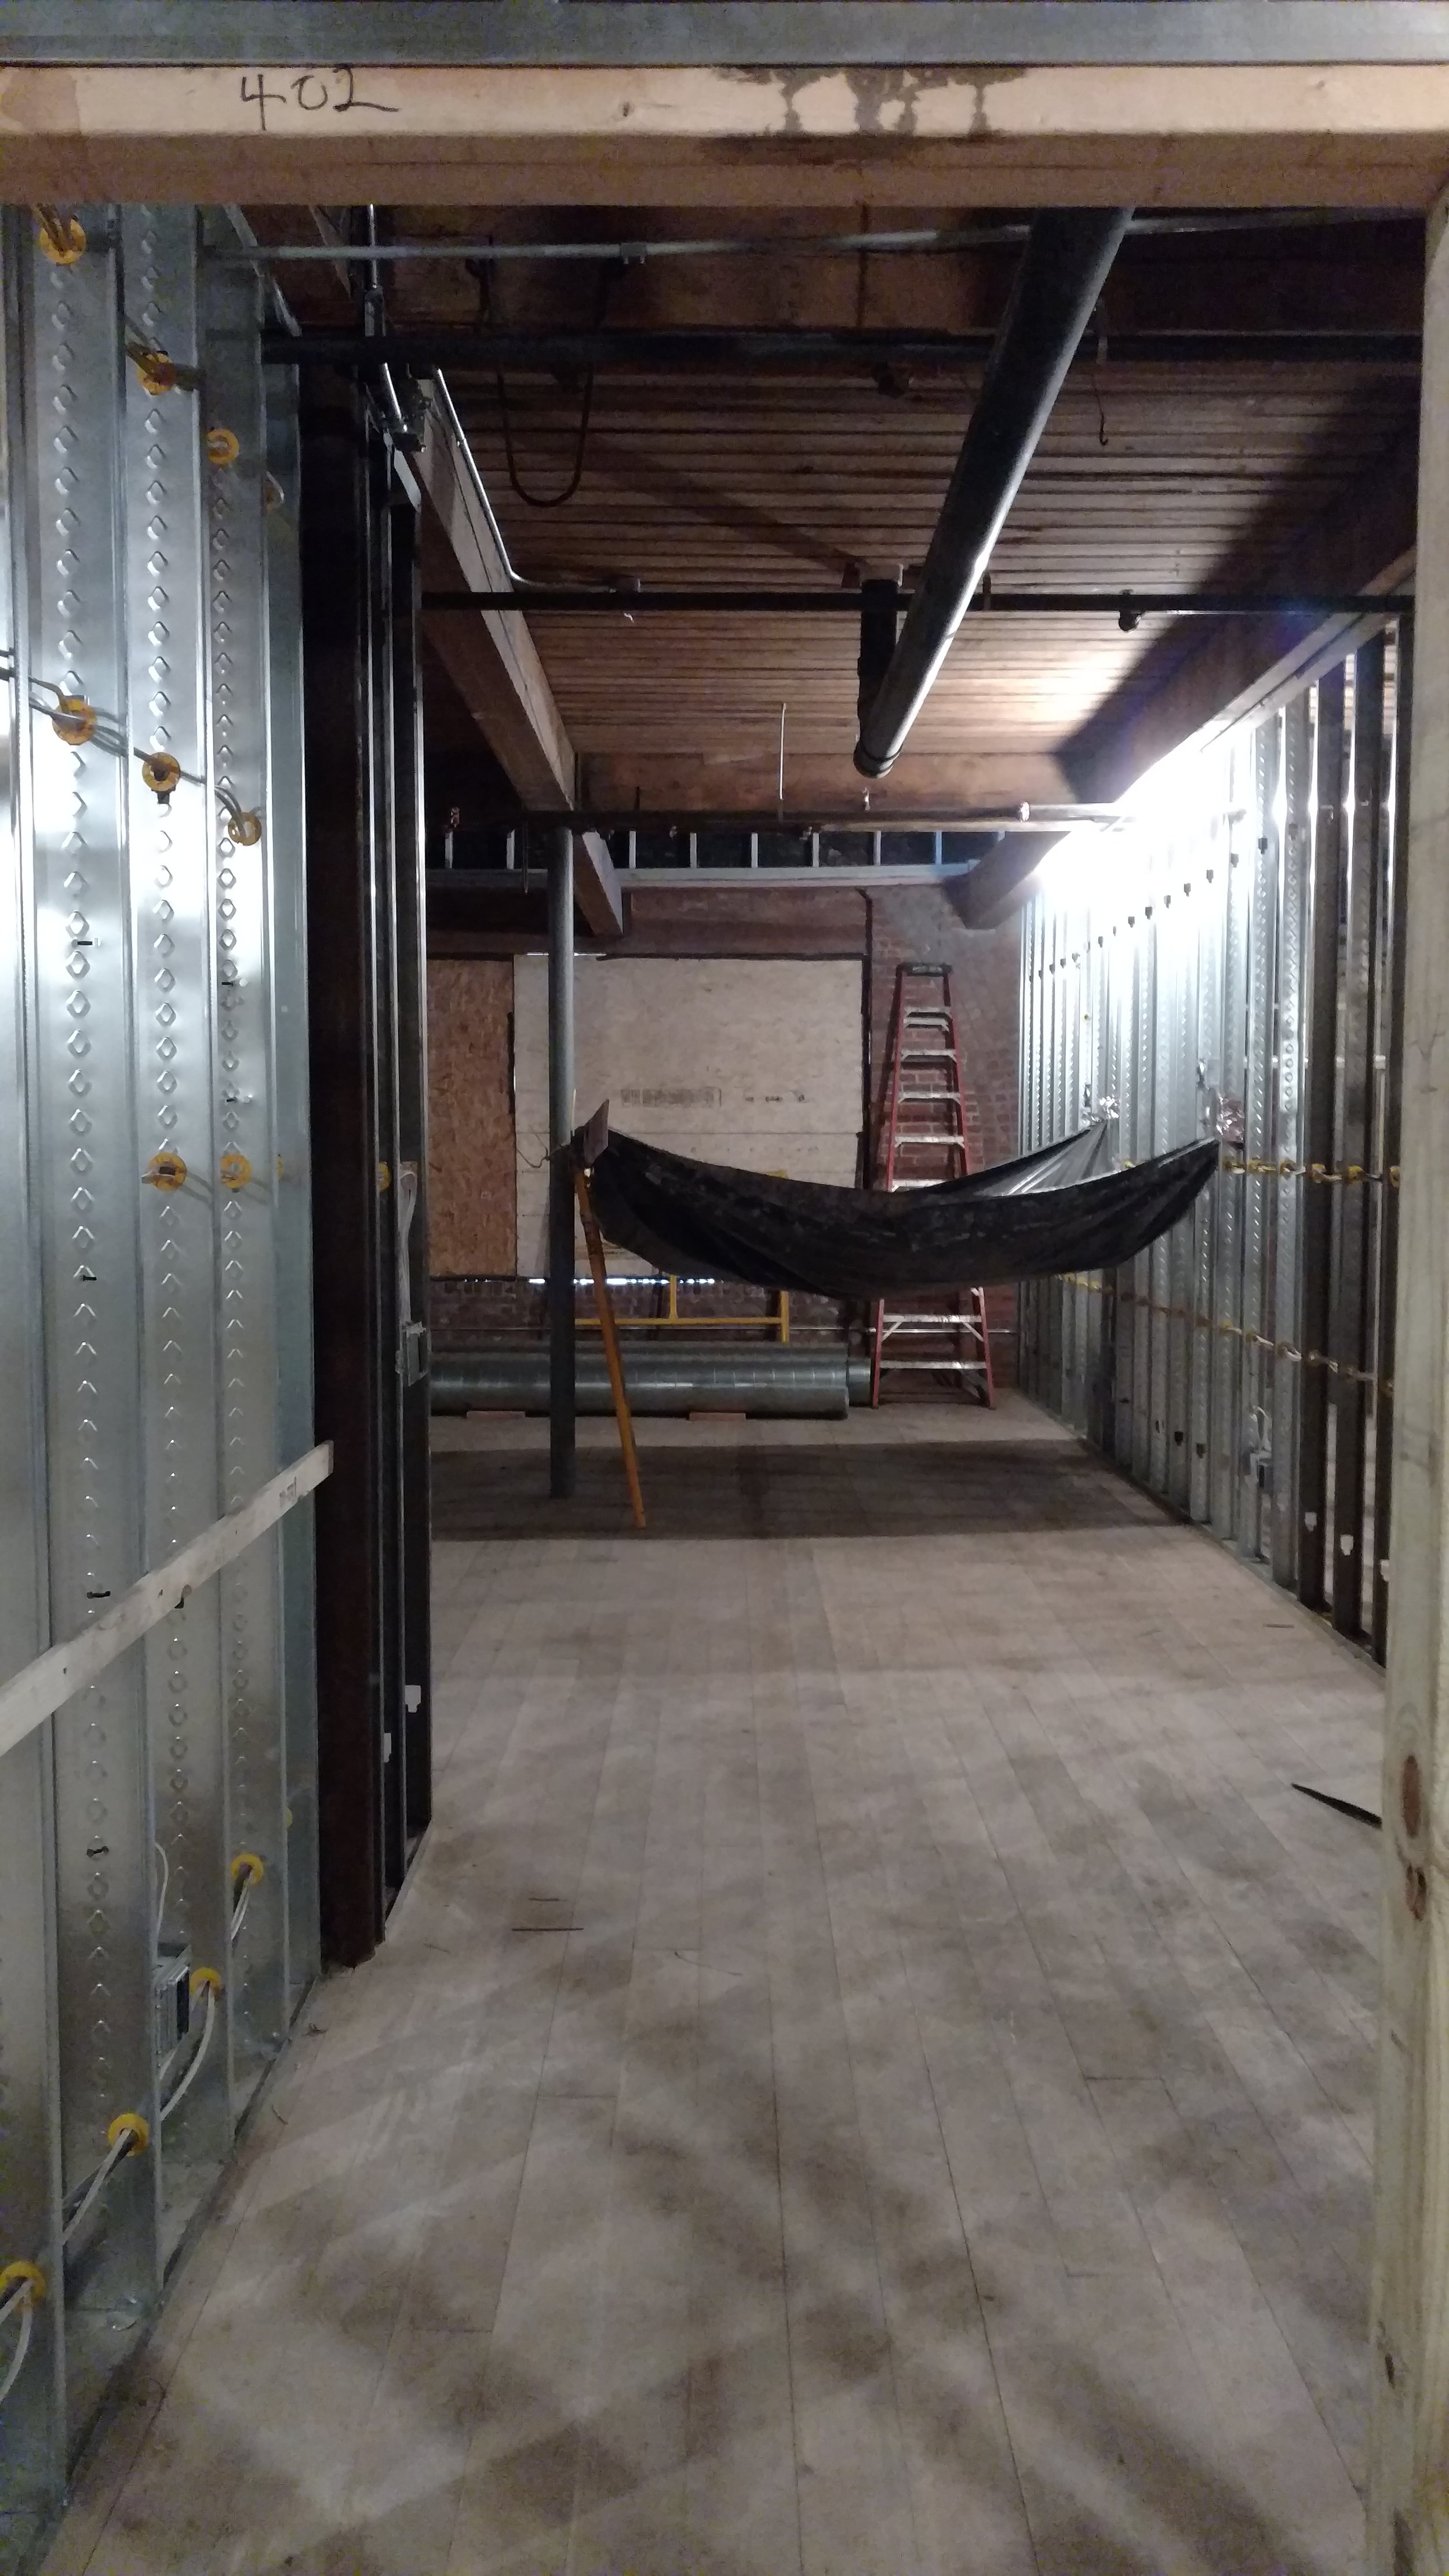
(0, 2260), (46, 2303)
(132, 345), (178, 397)
(50, 693), (97, 747)
(107, 2111), (150, 2157)
(231, 1851), (264, 1887)
(378, 1161), (392, 1192)
(143, 1150), (188, 1192)
(190, 1966), (222, 1998)
(35, 208), (85, 266)
(206, 426), (240, 468)
(140, 750), (182, 802)
(222, 805), (263, 847)
(219, 1151), (252, 1192)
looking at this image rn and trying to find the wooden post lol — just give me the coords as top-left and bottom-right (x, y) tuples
(574, 1166), (646, 1533)
(1368, 184), (1449, 2576)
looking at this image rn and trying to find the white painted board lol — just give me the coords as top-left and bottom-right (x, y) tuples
(514, 955), (864, 1274)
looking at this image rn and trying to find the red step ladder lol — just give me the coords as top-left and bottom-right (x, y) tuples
(871, 962), (996, 1407)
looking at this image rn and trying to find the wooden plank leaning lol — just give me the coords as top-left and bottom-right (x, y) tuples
(0, 1442), (333, 1764)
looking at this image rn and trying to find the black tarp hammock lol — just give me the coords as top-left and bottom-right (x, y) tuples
(581, 1115), (1219, 1301)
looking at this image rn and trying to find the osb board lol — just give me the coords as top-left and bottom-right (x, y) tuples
(514, 955), (864, 1275)
(427, 959), (515, 1275)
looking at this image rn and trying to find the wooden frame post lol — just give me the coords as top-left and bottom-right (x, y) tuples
(574, 1164), (646, 1533)
(1369, 183), (1449, 2576)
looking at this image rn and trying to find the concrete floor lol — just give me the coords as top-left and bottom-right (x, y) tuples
(47, 1395), (1384, 2575)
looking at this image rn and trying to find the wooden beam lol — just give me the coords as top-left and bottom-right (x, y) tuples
(1062, 421), (1419, 803)
(575, 832), (624, 936)
(4, 64), (1449, 206)
(417, 407), (622, 934)
(417, 410), (575, 808)
(1368, 183), (1449, 2576)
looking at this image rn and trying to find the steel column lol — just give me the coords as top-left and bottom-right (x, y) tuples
(1298, 665), (1348, 1611)
(1238, 716), (1281, 1561)
(1210, 757), (1251, 1542)
(1372, 625), (1412, 1665)
(1331, 635), (1388, 1637)
(548, 825), (577, 1500)
(1271, 693), (1314, 1592)
(262, 359), (321, 2011)
(122, 206), (232, 2211)
(300, 367), (386, 1965)
(24, 203), (160, 2442)
(0, 207), (63, 2565)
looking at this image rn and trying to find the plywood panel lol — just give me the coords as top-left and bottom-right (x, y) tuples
(513, 955), (863, 1273)
(427, 959), (515, 1274)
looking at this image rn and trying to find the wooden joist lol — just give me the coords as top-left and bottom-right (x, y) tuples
(417, 402), (622, 933)
(6, 64), (1449, 206)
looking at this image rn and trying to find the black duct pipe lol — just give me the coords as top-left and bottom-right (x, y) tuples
(854, 208), (1133, 781)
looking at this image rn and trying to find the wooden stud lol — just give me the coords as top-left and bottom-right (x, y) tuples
(574, 1163), (647, 1531)
(1368, 180), (1449, 2576)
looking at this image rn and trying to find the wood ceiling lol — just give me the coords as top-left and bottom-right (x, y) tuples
(259, 206), (1423, 820)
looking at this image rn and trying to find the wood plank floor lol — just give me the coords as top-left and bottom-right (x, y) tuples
(47, 1396), (1384, 2576)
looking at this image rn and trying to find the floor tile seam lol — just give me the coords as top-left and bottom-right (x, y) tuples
(1086, 2071), (1368, 2453)
(883, 1694), (1155, 2217)
(1122, 2192), (1370, 2527)
(1010, 1724), (1365, 2039)
(1195, 1993), (1374, 2180)
(960, 1731), (1313, 2047)
(1154, 1846), (1384, 2069)
(741, 1588), (807, 2576)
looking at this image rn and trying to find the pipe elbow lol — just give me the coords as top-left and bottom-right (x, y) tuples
(853, 742), (894, 781)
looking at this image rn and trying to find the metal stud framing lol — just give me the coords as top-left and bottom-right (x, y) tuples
(1021, 635), (1409, 1653)
(0, 206), (316, 2561)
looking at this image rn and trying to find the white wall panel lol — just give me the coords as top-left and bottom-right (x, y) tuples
(513, 955), (864, 1274)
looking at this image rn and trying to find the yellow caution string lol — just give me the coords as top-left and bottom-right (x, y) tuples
(1047, 1279), (1392, 1399)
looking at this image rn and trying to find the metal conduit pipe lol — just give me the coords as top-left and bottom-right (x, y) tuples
(853, 207), (1133, 781)
(432, 1345), (871, 1418)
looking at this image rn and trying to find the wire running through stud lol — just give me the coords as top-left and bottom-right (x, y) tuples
(34, 206), (85, 265)
(139, 750), (182, 806)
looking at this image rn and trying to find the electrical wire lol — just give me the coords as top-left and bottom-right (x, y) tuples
(0, 2283), (35, 2409)
(476, 256), (609, 510)
(159, 1983), (218, 2126)
(61, 2133), (133, 2250)
(231, 1854), (264, 1940)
